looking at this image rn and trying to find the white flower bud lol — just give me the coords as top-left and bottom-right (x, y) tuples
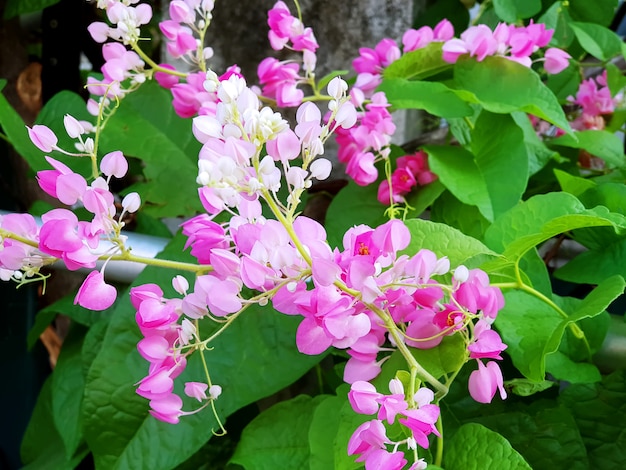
(121, 192), (141, 213)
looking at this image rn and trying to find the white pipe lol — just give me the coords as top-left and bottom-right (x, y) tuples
(0, 210), (170, 283)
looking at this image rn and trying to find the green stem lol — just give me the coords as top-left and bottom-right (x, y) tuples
(434, 414), (444, 467)
(0, 229), (209, 275)
(108, 251), (211, 274)
(492, 270), (592, 356)
(130, 42), (188, 78)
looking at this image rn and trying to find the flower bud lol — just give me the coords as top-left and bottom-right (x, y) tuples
(122, 192), (141, 213)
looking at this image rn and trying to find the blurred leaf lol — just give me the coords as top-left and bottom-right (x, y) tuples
(546, 64), (582, 101)
(539, 1), (575, 48)
(413, 0), (470, 32)
(550, 130), (626, 169)
(567, 0), (619, 27)
(545, 351), (601, 383)
(0, 84), (49, 172)
(4, 0), (61, 18)
(493, 0), (541, 22)
(554, 169), (596, 196)
(569, 22), (623, 61)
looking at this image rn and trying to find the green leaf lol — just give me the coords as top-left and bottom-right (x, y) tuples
(308, 394), (345, 470)
(559, 370), (626, 468)
(229, 395), (327, 470)
(52, 326), (87, 460)
(98, 81), (202, 217)
(452, 56), (572, 133)
(511, 111), (559, 176)
(545, 351), (601, 383)
(404, 180), (446, 218)
(474, 407), (589, 470)
(496, 290), (562, 381)
(497, 276), (625, 381)
(471, 111), (528, 219)
(27, 292), (108, 349)
(539, 1), (575, 48)
(550, 130), (626, 169)
(555, 238), (626, 284)
(82, 234), (323, 470)
(505, 378), (555, 397)
(492, 0), (541, 22)
(402, 218), (497, 268)
(430, 190), (492, 241)
(569, 22), (623, 61)
(4, 0), (61, 18)
(378, 78), (473, 118)
(444, 423), (532, 469)
(410, 334), (467, 380)
(554, 168), (597, 196)
(425, 145), (493, 221)
(568, 0), (619, 27)
(412, 0), (470, 34)
(21, 376), (88, 470)
(546, 64), (582, 100)
(383, 42), (450, 81)
(0, 86), (49, 171)
(484, 192), (587, 252)
(334, 394), (369, 470)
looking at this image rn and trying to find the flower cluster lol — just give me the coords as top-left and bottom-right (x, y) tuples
(377, 150), (437, 205)
(335, 92), (396, 186)
(348, 379), (438, 469)
(257, 1), (319, 106)
(133, 281), (222, 425)
(568, 70), (622, 131)
(0, 117), (140, 310)
(442, 21), (571, 74)
(160, 0), (216, 62)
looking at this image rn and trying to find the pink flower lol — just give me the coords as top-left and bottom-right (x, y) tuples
(27, 125), (58, 152)
(544, 47), (571, 74)
(149, 393), (183, 424)
(184, 382), (208, 402)
(468, 320), (507, 360)
(363, 449), (407, 470)
(347, 419), (389, 459)
(74, 271), (117, 311)
(468, 360), (507, 403)
(348, 381), (382, 415)
(100, 150), (128, 178)
(398, 404), (440, 448)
